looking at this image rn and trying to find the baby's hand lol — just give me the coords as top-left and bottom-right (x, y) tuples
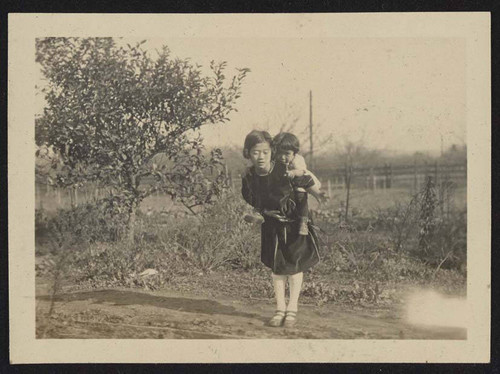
(318, 192), (329, 204)
(285, 169), (302, 178)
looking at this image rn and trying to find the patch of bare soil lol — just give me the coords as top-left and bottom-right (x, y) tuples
(36, 279), (466, 340)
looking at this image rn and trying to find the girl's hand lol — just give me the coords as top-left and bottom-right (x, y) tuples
(244, 213), (265, 224)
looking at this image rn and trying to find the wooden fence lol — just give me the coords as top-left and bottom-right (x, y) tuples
(230, 161), (467, 197)
(36, 161), (466, 210)
(314, 161), (466, 194)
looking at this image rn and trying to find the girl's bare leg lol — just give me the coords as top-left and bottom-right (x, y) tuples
(287, 272), (303, 312)
(284, 272), (303, 327)
(269, 273), (287, 327)
(271, 273), (287, 311)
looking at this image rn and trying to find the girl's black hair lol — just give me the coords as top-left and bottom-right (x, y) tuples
(272, 132), (300, 154)
(243, 130), (273, 159)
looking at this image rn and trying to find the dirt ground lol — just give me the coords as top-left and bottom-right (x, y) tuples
(36, 278), (466, 340)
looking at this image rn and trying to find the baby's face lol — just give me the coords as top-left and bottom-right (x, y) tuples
(276, 149), (295, 165)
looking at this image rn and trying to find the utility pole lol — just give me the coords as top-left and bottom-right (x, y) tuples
(309, 90), (313, 169)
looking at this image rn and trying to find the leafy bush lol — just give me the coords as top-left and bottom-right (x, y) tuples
(163, 192), (261, 271)
(50, 202), (128, 247)
(313, 181), (466, 275)
(70, 241), (184, 290)
(35, 208), (52, 254)
(371, 196), (421, 253)
(51, 192), (262, 290)
(36, 37), (249, 242)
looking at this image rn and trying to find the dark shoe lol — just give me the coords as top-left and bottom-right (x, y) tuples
(268, 310), (286, 327)
(284, 311), (297, 327)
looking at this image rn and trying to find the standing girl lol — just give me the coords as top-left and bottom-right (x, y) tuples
(241, 130), (321, 327)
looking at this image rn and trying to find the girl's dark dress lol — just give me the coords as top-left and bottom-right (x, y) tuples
(241, 162), (321, 275)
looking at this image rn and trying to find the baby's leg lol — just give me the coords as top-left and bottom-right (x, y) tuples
(295, 191), (309, 218)
(294, 191), (309, 235)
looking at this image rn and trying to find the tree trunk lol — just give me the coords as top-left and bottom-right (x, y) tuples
(127, 206), (136, 243)
(127, 174), (139, 243)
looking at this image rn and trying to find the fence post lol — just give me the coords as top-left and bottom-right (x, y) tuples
(344, 165), (352, 221)
(339, 200), (345, 223)
(413, 159), (418, 192)
(434, 161), (439, 185)
(383, 163), (389, 190)
(388, 163), (393, 189)
(327, 178), (332, 198)
(369, 167), (375, 191)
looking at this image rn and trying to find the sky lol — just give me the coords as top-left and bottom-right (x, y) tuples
(36, 37), (466, 155)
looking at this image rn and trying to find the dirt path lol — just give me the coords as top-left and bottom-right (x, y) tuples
(36, 280), (466, 340)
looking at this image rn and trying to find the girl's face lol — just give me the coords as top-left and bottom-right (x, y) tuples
(248, 142), (272, 171)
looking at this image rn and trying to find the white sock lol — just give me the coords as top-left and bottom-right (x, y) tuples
(271, 273), (287, 311)
(287, 272), (304, 312)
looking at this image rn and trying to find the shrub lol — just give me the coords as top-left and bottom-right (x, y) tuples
(35, 208), (52, 255)
(45, 202), (129, 249)
(371, 196), (421, 253)
(70, 241), (181, 290)
(64, 191), (262, 288)
(411, 178), (467, 270)
(313, 181), (467, 278)
(166, 192), (261, 271)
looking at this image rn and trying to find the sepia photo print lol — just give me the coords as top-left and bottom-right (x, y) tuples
(9, 13), (490, 363)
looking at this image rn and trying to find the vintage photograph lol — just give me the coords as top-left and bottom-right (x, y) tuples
(33, 34), (469, 339)
(9, 13), (490, 363)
